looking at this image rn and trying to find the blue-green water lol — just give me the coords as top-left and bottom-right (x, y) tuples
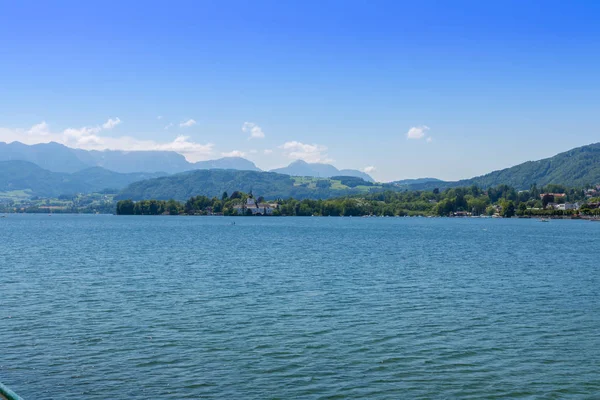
(1, 215), (600, 399)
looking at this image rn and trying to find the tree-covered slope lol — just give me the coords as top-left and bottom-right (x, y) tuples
(465, 143), (600, 188)
(116, 170), (387, 201)
(404, 143), (600, 191)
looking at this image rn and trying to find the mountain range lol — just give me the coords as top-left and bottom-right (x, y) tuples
(1, 141), (600, 199)
(0, 141), (371, 180)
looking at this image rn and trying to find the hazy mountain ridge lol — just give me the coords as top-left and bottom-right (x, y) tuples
(0, 141), (91, 173)
(270, 160), (374, 182)
(192, 157), (260, 171)
(0, 160), (166, 197)
(0, 142), (357, 177)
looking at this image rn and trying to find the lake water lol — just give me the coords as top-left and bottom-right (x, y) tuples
(1, 214), (599, 399)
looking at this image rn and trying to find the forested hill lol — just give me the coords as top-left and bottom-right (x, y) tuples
(405, 143), (600, 191)
(116, 170), (390, 201)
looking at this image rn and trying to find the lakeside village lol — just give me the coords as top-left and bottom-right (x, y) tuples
(114, 184), (600, 219)
(3, 184), (600, 218)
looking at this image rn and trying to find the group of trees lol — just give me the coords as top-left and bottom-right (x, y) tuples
(116, 191), (265, 215)
(116, 184), (600, 217)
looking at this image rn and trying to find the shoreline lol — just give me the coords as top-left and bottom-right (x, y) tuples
(3, 212), (600, 221)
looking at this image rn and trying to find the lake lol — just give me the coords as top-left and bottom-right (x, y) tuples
(1, 214), (599, 399)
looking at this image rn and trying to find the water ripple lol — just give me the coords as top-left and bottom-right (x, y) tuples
(1, 215), (600, 398)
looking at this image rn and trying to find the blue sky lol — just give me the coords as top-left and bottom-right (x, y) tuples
(1, 0), (599, 181)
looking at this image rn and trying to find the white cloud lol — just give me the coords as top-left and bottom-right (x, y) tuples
(426, 137), (433, 143)
(157, 116), (163, 120)
(242, 122), (265, 139)
(221, 150), (246, 158)
(180, 119), (197, 128)
(164, 123), (174, 130)
(153, 135), (213, 160)
(407, 125), (429, 140)
(263, 149), (273, 155)
(280, 141), (332, 163)
(63, 125), (102, 138)
(102, 117), (121, 130)
(27, 121), (50, 136)
(0, 120), (214, 162)
(362, 166), (377, 173)
(61, 118), (120, 141)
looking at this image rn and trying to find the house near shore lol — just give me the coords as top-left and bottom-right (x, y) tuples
(557, 202), (580, 211)
(233, 197), (278, 215)
(547, 202), (580, 211)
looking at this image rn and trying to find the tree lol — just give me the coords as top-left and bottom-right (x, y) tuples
(467, 197), (488, 215)
(166, 199), (181, 215)
(116, 200), (135, 215)
(502, 201), (516, 218)
(542, 194), (554, 208)
(222, 191), (228, 200)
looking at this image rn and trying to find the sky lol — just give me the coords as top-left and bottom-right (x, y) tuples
(1, 0), (599, 182)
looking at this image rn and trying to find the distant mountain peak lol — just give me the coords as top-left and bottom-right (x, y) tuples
(270, 160), (374, 182)
(0, 141), (261, 174)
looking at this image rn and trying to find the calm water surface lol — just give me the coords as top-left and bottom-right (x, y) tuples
(1, 215), (599, 399)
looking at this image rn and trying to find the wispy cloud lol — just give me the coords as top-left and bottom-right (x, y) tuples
(102, 117), (121, 130)
(280, 141), (332, 163)
(242, 122), (265, 139)
(180, 119), (197, 128)
(157, 115), (163, 120)
(362, 166), (376, 173)
(164, 123), (174, 130)
(0, 120), (214, 162)
(221, 150), (246, 158)
(263, 149), (273, 155)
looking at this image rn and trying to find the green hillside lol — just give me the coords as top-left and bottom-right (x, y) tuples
(116, 169), (390, 201)
(404, 143), (600, 191)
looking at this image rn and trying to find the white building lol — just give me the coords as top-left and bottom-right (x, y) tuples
(556, 202), (580, 211)
(234, 197), (278, 215)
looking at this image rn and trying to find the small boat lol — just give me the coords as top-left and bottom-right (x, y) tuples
(0, 381), (24, 400)
(539, 218), (550, 222)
